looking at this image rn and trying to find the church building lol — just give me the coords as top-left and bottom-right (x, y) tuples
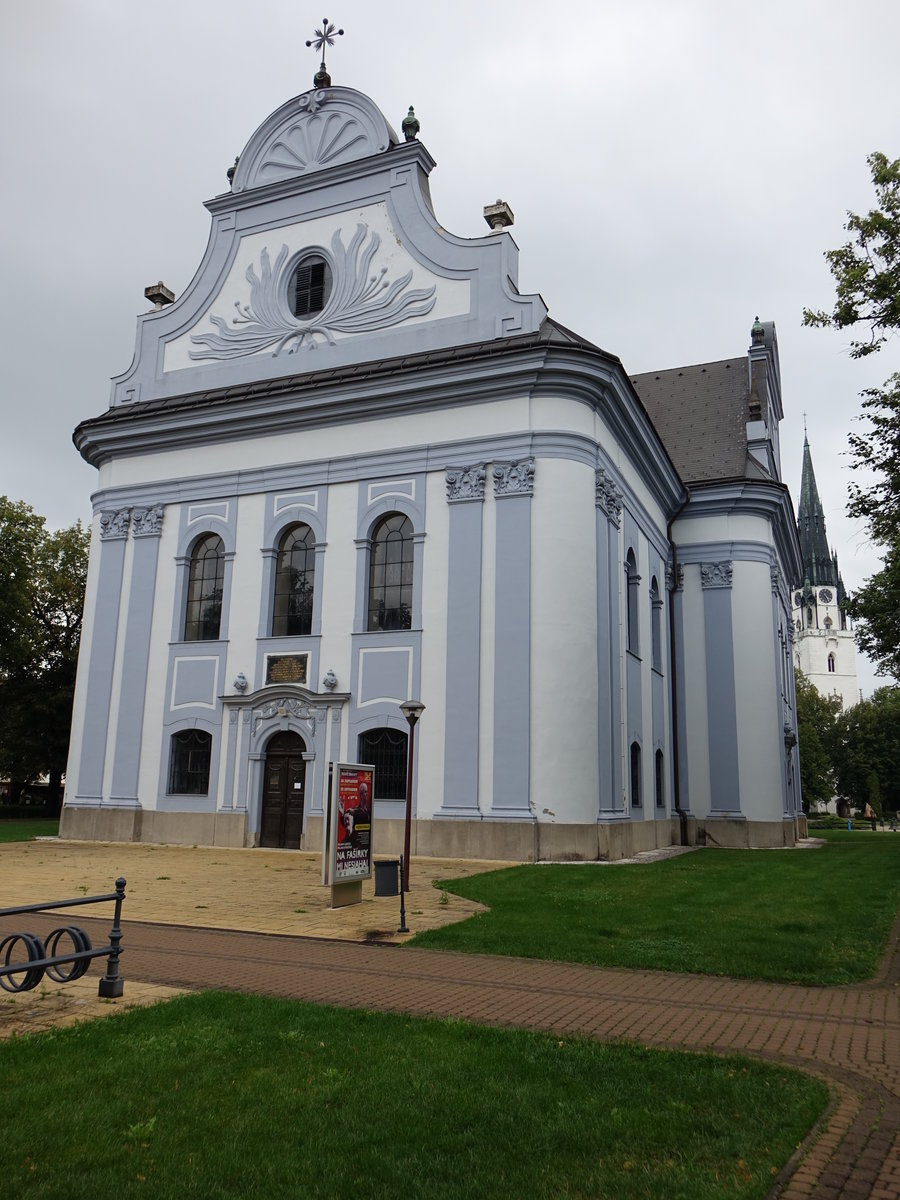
(61, 61), (805, 859)
(792, 435), (859, 709)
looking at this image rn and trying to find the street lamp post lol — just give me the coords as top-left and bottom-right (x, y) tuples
(399, 700), (425, 893)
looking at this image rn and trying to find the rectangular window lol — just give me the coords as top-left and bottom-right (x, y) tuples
(168, 730), (212, 795)
(630, 742), (642, 808)
(655, 749), (665, 809)
(357, 728), (407, 800)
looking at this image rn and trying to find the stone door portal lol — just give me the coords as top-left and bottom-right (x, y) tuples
(260, 731), (306, 848)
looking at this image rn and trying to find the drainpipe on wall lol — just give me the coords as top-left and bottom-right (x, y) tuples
(667, 501), (690, 847)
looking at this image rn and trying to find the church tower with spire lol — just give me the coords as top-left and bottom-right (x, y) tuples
(792, 434), (859, 708)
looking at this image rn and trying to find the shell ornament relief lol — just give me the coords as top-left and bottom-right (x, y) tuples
(189, 225), (437, 360)
(258, 111), (368, 179)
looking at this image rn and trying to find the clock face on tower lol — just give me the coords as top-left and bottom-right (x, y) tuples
(794, 591), (803, 607)
(819, 588), (833, 603)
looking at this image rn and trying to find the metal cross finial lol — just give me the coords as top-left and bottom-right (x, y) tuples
(306, 17), (344, 86)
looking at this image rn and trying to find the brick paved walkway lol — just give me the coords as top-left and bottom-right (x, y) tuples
(2, 841), (898, 1198)
(8, 905), (898, 1199)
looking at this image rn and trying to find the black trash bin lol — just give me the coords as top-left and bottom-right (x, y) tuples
(374, 859), (400, 897)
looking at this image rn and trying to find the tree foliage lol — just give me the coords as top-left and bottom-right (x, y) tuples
(830, 687), (900, 817)
(0, 497), (89, 810)
(803, 152), (900, 358)
(794, 671), (841, 813)
(804, 152), (900, 679)
(846, 542), (900, 680)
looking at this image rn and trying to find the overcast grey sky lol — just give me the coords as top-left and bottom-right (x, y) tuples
(2, 0), (898, 693)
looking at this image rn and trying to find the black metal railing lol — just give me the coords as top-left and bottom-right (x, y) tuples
(0, 877), (126, 997)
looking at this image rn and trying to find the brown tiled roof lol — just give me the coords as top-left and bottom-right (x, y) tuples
(630, 358), (749, 484)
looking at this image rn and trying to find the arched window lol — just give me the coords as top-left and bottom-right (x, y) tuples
(290, 255), (332, 318)
(630, 741), (642, 808)
(272, 524), (315, 636)
(184, 534), (224, 641)
(167, 729), (212, 795)
(368, 514), (414, 631)
(650, 576), (662, 670)
(358, 728), (408, 800)
(655, 749), (665, 809)
(625, 549), (640, 654)
(827, 653), (836, 673)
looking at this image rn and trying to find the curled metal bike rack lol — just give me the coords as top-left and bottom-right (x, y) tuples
(0, 877), (126, 998)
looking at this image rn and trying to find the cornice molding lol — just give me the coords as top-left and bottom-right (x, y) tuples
(205, 141), (436, 218)
(77, 337), (687, 523)
(88, 430), (680, 566)
(674, 479), (802, 583)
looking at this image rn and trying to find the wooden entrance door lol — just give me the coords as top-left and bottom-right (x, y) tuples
(260, 732), (306, 848)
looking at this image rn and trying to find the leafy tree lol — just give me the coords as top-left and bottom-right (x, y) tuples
(830, 687), (900, 817)
(846, 543), (900, 680)
(794, 671), (841, 813)
(803, 152), (900, 679)
(0, 499), (45, 679)
(803, 152), (900, 358)
(0, 498), (89, 813)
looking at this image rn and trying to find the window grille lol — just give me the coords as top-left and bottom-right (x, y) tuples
(184, 534), (224, 641)
(272, 524), (315, 636)
(367, 514), (414, 631)
(168, 729), (212, 794)
(357, 728), (408, 800)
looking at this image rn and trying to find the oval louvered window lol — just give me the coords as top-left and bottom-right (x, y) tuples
(290, 255), (332, 318)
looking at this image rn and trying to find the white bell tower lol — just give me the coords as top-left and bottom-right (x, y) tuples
(792, 433), (859, 708)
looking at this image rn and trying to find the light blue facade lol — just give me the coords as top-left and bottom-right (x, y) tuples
(61, 79), (805, 859)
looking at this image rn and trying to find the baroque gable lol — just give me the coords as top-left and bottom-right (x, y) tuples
(109, 86), (546, 408)
(231, 87), (398, 191)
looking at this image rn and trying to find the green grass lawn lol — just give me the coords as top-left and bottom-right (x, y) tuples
(0, 991), (827, 1200)
(412, 831), (900, 985)
(0, 818), (59, 843)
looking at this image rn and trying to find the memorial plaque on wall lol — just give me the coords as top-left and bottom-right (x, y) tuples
(265, 653), (309, 685)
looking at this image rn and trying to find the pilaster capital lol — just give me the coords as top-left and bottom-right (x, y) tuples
(99, 509), (131, 540)
(493, 458), (534, 498)
(701, 561), (733, 589)
(446, 464), (486, 503)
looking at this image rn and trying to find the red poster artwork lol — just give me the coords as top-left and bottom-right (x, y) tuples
(333, 765), (373, 881)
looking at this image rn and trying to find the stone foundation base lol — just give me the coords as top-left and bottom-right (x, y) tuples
(689, 816), (801, 850)
(302, 817), (682, 862)
(60, 806), (808, 860)
(59, 806), (247, 848)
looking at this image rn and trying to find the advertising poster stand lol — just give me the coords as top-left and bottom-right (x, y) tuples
(326, 762), (375, 909)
